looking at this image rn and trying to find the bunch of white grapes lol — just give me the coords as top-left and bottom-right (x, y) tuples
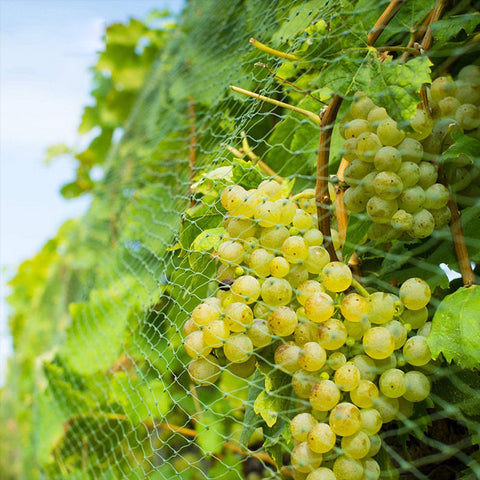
(183, 179), (437, 480)
(340, 64), (480, 241)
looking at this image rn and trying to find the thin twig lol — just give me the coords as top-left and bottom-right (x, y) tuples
(230, 85), (321, 125)
(188, 98), (197, 207)
(367, 0), (405, 47)
(334, 159), (349, 246)
(241, 131), (283, 181)
(420, 0), (448, 52)
(255, 62), (327, 104)
(376, 45), (420, 56)
(249, 37), (299, 61)
(316, 94), (343, 261)
(221, 143), (244, 158)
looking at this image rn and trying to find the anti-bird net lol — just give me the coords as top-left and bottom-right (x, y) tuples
(1, 1), (480, 479)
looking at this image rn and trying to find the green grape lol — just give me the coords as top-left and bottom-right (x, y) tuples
(430, 206), (452, 229)
(249, 248), (275, 277)
(344, 119), (371, 138)
(368, 292), (395, 324)
(257, 179), (283, 200)
(458, 65), (480, 85)
(379, 368), (407, 398)
(221, 185), (247, 213)
(360, 408), (383, 435)
(224, 334), (253, 363)
(399, 277), (431, 310)
(352, 355), (377, 381)
(329, 402), (362, 436)
(355, 132), (382, 161)
(391, 209), (413, 230)
(397, 397), (414, 419)
(297, 280), (325, 305)
(403, 336), (432, 366)
(253, 302), (271, 319)
(367, 223), (399, 241)
(448, 166), (471, 192)
(367, 106), (389, 126)
(377, 119), (405, 146)
(431, 76), (456, 101)
(334, 364), (361, 391)
(397, 137), (424, 164)
(192, 300), (222, 326)
(350, 380), (379, 408)
(399, 186), (425, 213)
(254, 200), (281, 227)
(291, 413), (318, 442)
(299, 342), (327, 372)
(344, 158), (374, 186)
(358, 171), (377, 196)
(424, 183), (449, 210)
(291, 442), (323, 473)
(295, 319), (319, 346)
(269, 256), (290, 278)
(268, 306), (298, 336)
(304, 292), (335, 323)
(410, 209), (437, 238)
(203, 319), (230, 347)
(184, 331), (212, 359)
(374, 395), (399, 423)
(226, 217), (257, 240)
(307, 423), (337, 454)
(328, 351), (347, 370)
(343, 186), (370, 213)
(373, 171), (403, 200)
(247, 319), (272, 347)
(217, 263), (237, 282)
(224, 302), (253, 332)
(217, 240), (245, 266)
(345, 317), (371, 341)
(400, 306), (428, 329)
(409, 109), (434, 141)
(276, 198), (297, 225)
(341, 430), (371, 459)
(417, 321), (432, 338)
(306, 467), (336, 480)
(318, 319), (348, 350)
(275, 342), (302, 374)
(403, 370), (431, 402)
(310, 380), (341, 411)
(303, 228), (324, 246)
(260, 225), (290, 250)
(341, 293), (370, 323)
(374, 354), (397, 374)
(366, 196), (398, 223)
(397, 161), (421, 188)
(261, 277), (293, 306)
(321, 261), (353, 292)
(456, 103), (480, 130)
(333, 456), (364, 480)
(367, 434), (382, 458)
(341, 138), (359, 162)
(296, 189), (317, 214)
(363, 458), (380, 480)
(292, 369), (319, 398)
(374, 146), (402, 172)
(439, 96), (461, 117)
(184, 318), (199, 336)
(188, 355), (221, 385)
(418, 162), (438, 189)
(282, 236), (310, 264)
(303, 247), (331, 275)
(286, 264), (309, 288)
(294, 210), (314, 231)
(363, 327), (395, 360)
(351, 93), (375, 119)
(232, 275), (261, 303)
(227, 355), (256, 378)
(384, 320), (407, 349)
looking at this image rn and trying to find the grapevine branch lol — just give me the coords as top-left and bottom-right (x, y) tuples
(366, 0), (405, 46)
(421, 0), (448, 52)
(316, 94), (343, 261)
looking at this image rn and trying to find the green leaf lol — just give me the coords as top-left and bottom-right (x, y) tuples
(428, 285), (480, 369)
(343, 214), (370, 262)
(440, 131), (480, 168)
(254, 390), (279, 427)
(232, 159), (264, 189)
(44, 143), (71, 164)
(430, 13), (480, 44)
(240, 370), (265, 447)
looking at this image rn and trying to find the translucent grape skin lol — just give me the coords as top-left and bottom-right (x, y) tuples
(362, 327), (395, 360)
(333, 455), (364, 480)
(299, 342), (327, 371)
(341, 430), (371, 459)
(291, 442), (323, 473)
(329, 402), (362, 436)
(310, 380), (341, 411)
(399, 278), (431, 310)
(307, 423), (337, 454)
(321, 261), (353, 292)
(403, 335), (432, 366)
(268, 306), (298, 336)
(290, 412), (318, 442)
(188, 355), (221, 385)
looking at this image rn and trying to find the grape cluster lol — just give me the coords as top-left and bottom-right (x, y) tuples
(341, 65), (480, 241)
(183, 180), (437, 480)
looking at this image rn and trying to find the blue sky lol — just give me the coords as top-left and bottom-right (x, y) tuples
(0, 0), (183, 384)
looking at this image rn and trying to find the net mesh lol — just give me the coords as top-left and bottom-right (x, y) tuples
(2, 1), (480, 479)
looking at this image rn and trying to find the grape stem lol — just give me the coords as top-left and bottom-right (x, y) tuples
(241, 131), (283, 181)
(334, 158), (349, 246)
(420, 0), (448, 52)
(230, 85), (321, 125)
(367, 0), (406, 47)
(351, 278), (370, 298)
(188, 98), (197, 206)
(316, 94), (343, 261)
(249, 37), (299, 61)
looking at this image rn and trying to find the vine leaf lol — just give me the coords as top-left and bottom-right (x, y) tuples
(428, 285), (480, 370)
(430, 13), (480, 44)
